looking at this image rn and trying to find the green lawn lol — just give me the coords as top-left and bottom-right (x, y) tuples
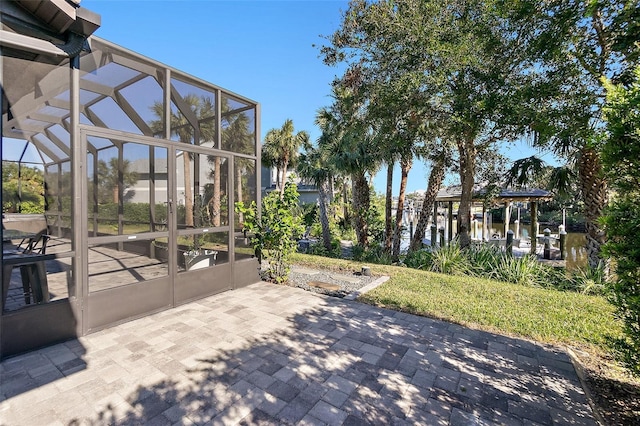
(291, 253), (621, 355)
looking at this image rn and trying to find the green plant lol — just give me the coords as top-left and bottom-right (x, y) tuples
(465, 243), (503, 276)
(601, 67), (640, 374)
(307, 239), (342, 258)
(566, 265), (608, 296)
(490, 255), (555, 288)
(427, 243), (470, 275)
(403, 249), (433, 270)
(296, 203), (318, 229)
(352, 242), (393, 265)
(235, 180), (304, 283)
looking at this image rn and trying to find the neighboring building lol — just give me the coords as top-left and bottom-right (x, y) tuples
(1, 0), (260, 358)
(261, 165), (321, 205)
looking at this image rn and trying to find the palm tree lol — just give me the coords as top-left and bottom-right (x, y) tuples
(97, 157), (138, 204)
(262, 119), (309, 198)
(319, 81), (380, 248)
(221, 105), (255, 226)
(298, 125), (334, 251)
(149, 94), (216, 227)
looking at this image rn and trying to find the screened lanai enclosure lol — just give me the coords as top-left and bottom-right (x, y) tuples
(1, 0), (260, 358)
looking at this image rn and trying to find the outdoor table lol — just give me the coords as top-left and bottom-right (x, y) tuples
(2, 229), (36, 243)
(2, 252), (51, 311)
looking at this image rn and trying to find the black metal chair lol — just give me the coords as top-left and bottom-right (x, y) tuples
(17, 231), (49, 255)
(19, 231), (50, 305)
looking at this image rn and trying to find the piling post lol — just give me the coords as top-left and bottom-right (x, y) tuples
(506, 230), (514, 256)
(559, 225), (567, 260)
(543, 228), (551, 260)
(439, 228), (446, 248)
(431, 225), (438, 248)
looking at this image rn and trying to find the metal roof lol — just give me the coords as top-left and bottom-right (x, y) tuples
(436, 186), (552, 203)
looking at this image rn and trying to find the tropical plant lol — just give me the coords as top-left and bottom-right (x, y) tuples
(149, 94), (216, 227)
(426, 243), (471, 276)
(262, 119), (309, 197)
(503, 0), (640, 270)
(601, 66), (640, 374)
(235, 179), (304, 283)
(96, 157), (138, 204)
(566, 266), (608, 296)
(297, 123), (334, 251)
(403, 249), (433, 270)
(353, 242), (394, 265)
(489, 255), (559, 289)
(316, 81), (380, 248)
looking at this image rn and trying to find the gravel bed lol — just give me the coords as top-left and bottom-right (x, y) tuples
(260, 263), (379, 298)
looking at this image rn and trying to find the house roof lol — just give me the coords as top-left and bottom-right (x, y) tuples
(14, 0), (100, 37)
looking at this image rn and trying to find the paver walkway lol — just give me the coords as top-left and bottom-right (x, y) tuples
(0, 283), (596, 425)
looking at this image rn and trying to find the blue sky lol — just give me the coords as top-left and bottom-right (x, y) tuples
(82, 0), (558, 195)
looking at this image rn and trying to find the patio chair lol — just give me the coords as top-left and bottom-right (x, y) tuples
(20, 231), (50, 255)
(19, 231), (50, 305)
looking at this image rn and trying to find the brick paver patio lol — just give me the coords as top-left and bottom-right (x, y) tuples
(0, 282), (596, 425)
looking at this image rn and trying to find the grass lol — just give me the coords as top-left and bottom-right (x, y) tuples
(362, 268), (618, 352)
(292, 253), (621, 355)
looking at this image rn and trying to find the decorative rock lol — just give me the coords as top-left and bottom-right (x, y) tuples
(362, 266), (371, 277)
(308, 281), (341, 291)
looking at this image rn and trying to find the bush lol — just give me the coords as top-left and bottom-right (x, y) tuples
(352, 242), (393, 265)
(427, 243), (471, 275)
(403, 249), (433, 270)
(565, 265), (608, 295)
(235, 180), (304, 283)
(489, 255), (558, 288)
(403, 242), (600, 293)
(308, 239), (342, 258)
(601, 67), (640, 374)
(602, 199), (640, 372)
(465, 244), (503, 276)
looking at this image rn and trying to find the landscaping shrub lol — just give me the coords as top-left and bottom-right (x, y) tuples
(601, 67), (640, 374)
(403, 242), (603, 294)
(352, 242), (394, 265)
(235, 180), (304, 283)
(565, 265), (608, 295)
(489, 255), (556, 288)
(403, 249), (433, 270)
(427, 243), (471, 275)
(465, 243), (503, 276)
(308, 239), (342, 258)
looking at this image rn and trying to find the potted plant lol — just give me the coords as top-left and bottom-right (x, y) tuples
(183, 234), (217, 270)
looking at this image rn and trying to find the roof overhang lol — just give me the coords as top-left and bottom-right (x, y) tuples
(1, 0), (101, 58)
(14, 0), (99, 37)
